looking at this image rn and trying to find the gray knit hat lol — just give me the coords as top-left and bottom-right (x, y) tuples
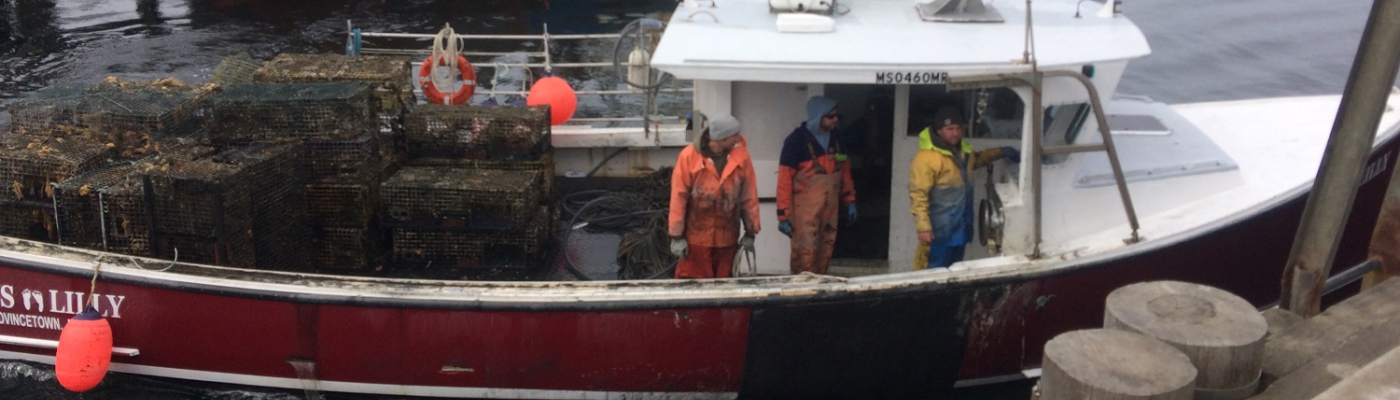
(708, 114), (741, 140)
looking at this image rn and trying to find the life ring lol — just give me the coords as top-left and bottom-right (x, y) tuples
(418, 54), (476, 105)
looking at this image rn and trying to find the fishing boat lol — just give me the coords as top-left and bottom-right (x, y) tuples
(2, 0), (1398, 398)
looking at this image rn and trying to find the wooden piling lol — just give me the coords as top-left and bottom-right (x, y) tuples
(1105, 281), (1267, 400)
(1040, 329), (1197, 400)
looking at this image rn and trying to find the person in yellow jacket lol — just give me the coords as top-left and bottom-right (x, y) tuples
(909, 107), (1020, 270)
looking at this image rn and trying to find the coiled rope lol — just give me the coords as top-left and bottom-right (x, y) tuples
(429, 24), (463, 96)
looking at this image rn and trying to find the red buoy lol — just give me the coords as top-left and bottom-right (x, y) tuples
(527, 76), (577, 125)
(55, 307), (112, 392)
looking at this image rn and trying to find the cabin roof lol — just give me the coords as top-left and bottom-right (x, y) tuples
(652, 0), (1152, 83)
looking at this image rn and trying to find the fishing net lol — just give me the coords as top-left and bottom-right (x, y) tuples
(381, 167), (540, 231)
(253, 53), (413, 114)
(204, 82), (375, 143)
(402, 104), (551, 160)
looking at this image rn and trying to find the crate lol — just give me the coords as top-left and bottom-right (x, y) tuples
(6, 84), (90, 135)
(381, 167), (539, 230)
(304, 130), (385, 180)
(253, 54), (413, 114)
(312, 226), (382, 270)
(205, 82), (375, 143)
(390, 206), (553, 267)
(403, 104), (551, 160)
(0, 134), (113, 202)
(406, 153), (555, 201)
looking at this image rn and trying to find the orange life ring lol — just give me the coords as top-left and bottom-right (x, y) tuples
(418, 54), (476, 105)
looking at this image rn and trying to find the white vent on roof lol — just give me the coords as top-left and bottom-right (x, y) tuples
(770, 0), (835, 15)
(916, 0), (1004, 23)
(776, 13), (836, 33)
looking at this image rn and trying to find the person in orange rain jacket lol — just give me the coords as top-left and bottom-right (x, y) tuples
(668, 113), (761, 279)
(776, 96), (856, 275)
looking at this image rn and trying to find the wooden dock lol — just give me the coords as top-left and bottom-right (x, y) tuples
(1249, 276), (1400, 399)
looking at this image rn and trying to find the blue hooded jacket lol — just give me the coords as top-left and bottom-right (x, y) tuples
(804, 96), (838, 150)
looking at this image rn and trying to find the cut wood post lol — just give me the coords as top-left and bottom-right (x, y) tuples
(1041, 329), (1197, 400)
(1104, 281), (1268, 400)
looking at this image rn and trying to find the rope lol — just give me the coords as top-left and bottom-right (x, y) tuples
(429, 24), (463, 98)
(87, 262), (101, 308)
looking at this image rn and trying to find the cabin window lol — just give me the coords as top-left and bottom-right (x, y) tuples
(905, 86), (1024, 140)
(1043, 103), (1092, 165)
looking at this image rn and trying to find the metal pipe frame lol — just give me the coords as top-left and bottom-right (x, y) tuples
(1283, 0), (1400, 316)
(1043, 70), (1141, 242)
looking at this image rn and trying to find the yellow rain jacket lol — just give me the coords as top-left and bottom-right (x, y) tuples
(909, 127), (1004, 250)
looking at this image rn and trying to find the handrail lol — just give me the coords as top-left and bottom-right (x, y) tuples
(949, 70), (1141, 257)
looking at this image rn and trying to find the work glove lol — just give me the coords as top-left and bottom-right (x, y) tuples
(739, 236), (756, 252)
(1001, 146), (1022, 163)
(778, 220), (793, 237)
(847, 204), (858, 223)
(670, 237), (688, 258)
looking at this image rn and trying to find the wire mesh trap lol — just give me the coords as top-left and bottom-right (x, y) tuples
(305, 175), (378, 228)
(304, 129), (386, 181)
(381, 167), (541, 230)
(8, 79), (209, 141)
(391, 205), (554, 268)
(402, 104), (551, 160)
(312, 225), (383, 270)
(0, 134), (113, 203)
(211, 52), (261, 86)
(405, 153), (555, 201)
(253, 54), (413, 115)
(204, 82), (376, 142)
(145, 142), (310, 270)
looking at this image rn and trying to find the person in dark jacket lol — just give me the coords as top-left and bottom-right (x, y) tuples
(776, 96), (856, 274)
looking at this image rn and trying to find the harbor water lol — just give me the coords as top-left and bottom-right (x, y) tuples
(0, 0), (1381, 398)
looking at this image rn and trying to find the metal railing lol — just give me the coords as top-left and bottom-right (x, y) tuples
(345, 20), (694, 127)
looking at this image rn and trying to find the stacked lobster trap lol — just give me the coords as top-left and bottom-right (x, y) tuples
(253, 54), (414, 138)
(2, 79), (212, 245)
(204, 78), (392, 270)
(387, 104), (556, 268)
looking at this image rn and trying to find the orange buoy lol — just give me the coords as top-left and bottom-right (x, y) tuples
(527, 76), (578, 125)
(55, 307), (112, 392)
(418, 54), (476, 105)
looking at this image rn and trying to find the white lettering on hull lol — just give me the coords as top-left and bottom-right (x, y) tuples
(0, 312), (63, 331)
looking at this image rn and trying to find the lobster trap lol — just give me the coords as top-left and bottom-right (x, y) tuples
(390, 206), (554, 268)
(54, 164), (150, 254)
(312, 225), (383, 270)
(0, 204), (58, 243)
(304, 130), (385, 180)
(402, 104), (551, 160)
(146, 143), (310, 270)
(211, 52), (261, 86)
(254, 54), (413, 115)
(8, 80), (208, 140)
(381, 167), (540, 230)
(204, 82), (375, 143)
(306, 175), (379, 228)
(406, 153), (555, 201)
(0, 134), (113, 203)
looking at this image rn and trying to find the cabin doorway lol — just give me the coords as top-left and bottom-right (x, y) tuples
(825, 84), (896, 260)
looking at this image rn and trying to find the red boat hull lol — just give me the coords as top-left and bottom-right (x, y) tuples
(0, 136), (1395, 398)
